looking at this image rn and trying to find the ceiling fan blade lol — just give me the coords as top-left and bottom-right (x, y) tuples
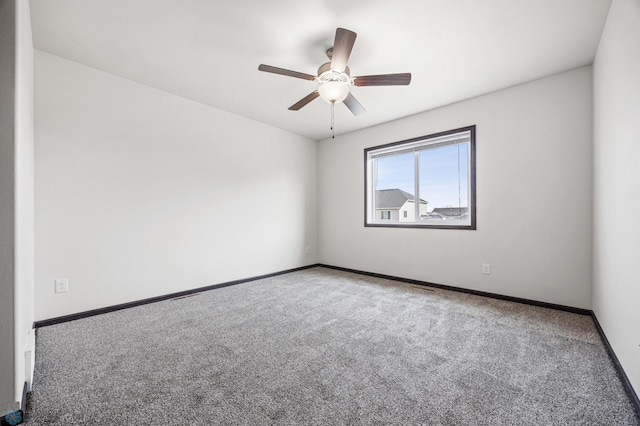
(343, 92), (366, 116)
(289, 91), (320, 111)
(331, 28), (357, 73)
(258, 64), (316, 81)
(353, 73), (412, 86)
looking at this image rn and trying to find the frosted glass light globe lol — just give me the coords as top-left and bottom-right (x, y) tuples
(318, 81), (349, 104)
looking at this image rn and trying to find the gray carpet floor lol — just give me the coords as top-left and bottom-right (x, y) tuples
(25, 267), (639, 425)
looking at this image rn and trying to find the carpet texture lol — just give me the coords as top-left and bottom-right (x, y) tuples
(25, 267), (639, 425)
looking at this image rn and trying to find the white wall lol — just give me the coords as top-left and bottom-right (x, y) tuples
(593, 0), (640, 397)
(319, 67), (593, 309)
(15, 0), (35, 401)
(35, 51), (317, 321)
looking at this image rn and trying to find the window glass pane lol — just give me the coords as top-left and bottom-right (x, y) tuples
(419, 142), (470, 226)
(374, 152), (415, 224)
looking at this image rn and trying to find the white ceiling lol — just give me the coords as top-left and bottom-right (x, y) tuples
(29, 0), (611, 141)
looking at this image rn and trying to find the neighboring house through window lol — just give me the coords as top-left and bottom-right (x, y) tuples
(365, 126), (476, 229)
(375, 189), (427, 223)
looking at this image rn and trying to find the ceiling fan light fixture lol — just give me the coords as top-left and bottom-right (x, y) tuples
(318, 81), (350, 104)
(258, 27), (410, 118)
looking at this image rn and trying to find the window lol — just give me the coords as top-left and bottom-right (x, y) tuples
(365, 125), (476, 229)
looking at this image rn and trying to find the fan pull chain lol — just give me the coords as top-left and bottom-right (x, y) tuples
(331, 102), (335, 139)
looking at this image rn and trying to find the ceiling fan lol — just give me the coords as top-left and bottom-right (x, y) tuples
(258, 28), (411, 117)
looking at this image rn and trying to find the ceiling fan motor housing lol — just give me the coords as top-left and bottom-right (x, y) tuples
(317, 62), (351, 83)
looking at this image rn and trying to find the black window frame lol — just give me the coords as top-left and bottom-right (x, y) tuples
(364, 125), (476, 230)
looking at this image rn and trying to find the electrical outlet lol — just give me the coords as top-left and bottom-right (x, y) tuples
(482, 264), (491, 275)
(304, 246), (310, 255)
(54, 278), (69, 293)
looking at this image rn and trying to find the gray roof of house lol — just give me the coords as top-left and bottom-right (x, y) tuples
(376, 189), (427, 209)
(432, 207), (469, 215)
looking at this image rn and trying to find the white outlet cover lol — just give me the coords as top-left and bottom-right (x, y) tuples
(482, 264), (491, 275)
(55, 278), (69, 293)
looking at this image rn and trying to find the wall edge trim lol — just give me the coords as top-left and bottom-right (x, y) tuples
(591, 314), (640, 420)
(33, 264), (318, 328)
(317, 264), (591, 314)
